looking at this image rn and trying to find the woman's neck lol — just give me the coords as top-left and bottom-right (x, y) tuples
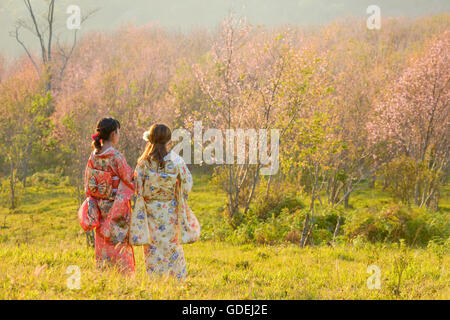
(98, 141), (113, 154)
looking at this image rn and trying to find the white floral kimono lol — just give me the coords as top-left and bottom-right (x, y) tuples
(130, 150), (200, 280)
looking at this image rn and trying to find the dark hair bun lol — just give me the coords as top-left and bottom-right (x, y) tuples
(92, 117), (121, 152)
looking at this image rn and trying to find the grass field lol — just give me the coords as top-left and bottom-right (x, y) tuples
(0, 175), (448, 299)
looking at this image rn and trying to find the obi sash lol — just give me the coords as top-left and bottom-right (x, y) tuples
(85, 166), (119, 200)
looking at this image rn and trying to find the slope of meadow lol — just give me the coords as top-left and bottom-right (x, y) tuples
(0, 174), (448, 300)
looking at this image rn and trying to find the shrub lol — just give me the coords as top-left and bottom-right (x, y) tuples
(344, 204), (449, 246)
(29, 169), (69, 187)
(380, 155), (446, 209)
(250, 191), (304, 221)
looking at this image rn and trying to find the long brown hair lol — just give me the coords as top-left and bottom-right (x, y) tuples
(92, 117), (120, 152)
(138, 124), (172, 169)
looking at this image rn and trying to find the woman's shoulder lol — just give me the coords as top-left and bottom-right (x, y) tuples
(164, 150), (186, 166)
(136, 158), (149, 171)
(108, 148), (126, 161)
(92, 146), (116, 158)
(107, 148), (132, 171)
(110, 147), (122, 156)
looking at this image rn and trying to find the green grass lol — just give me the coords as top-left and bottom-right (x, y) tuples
(0, 175), (448, 299)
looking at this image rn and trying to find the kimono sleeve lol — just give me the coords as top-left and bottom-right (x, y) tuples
(112, 151), (134, 192)
(177, 158), (193, 196)
(134, 162), (145, 197)
(129, 162), (151, 245)
(83, 157), (93, 197)
(78, 196), (100, 231)
(83, 165), (89, 197)
(175, 157), (200, 244)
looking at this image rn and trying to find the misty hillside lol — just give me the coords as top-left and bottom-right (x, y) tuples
(1, 0), (449, 58)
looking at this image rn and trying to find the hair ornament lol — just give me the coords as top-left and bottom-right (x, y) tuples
(143, 130), (151, 142)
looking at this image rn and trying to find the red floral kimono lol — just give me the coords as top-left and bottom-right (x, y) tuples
(78, 147), (135, 273)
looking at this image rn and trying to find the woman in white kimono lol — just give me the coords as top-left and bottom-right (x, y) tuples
(130, 124), (200, 280)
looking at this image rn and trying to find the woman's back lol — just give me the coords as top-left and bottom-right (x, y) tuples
(78, 118), (135, 273)
(136, 151), (188, 201)
(131, 150), (198, 280)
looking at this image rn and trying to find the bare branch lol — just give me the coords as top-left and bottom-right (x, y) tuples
(55, 7), (99, 81)
(56, 29), (78, 80)
(10, 24), (41, 77)
(23, 0), (47, 64)
(47, 0), (55, 62)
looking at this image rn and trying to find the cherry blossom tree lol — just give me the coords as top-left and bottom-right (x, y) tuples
(368, 30), (449, 208)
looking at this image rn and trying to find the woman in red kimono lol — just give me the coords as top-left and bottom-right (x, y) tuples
(78, 117), (135, 273)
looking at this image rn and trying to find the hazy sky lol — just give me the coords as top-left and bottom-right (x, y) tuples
(1, 0), (449, 58)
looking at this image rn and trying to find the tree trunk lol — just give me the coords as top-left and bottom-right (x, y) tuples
(299, 211), (310, 248)
(9, 162), (16, 210)
(22, 158), (28, 188)
(244, 166), (260, 215)
(414, 181), (421, 206)
(344, 193), (350, 208)
(300, 195), (315, 247)
(265, 175), (273, 200)
(343, 181), (352, 208)
(333, 215), (342, 243)
(22, 142), (33, 188)
(369, 174), (376, 188)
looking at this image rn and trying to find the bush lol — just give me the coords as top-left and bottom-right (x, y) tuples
(204, 175), (448, 247)
(214, 190), (448, 247)
(380, 155), (445, 209)
(29, 169), (70, 187)
(343, 204), (449, 246)
(230, 205), (342, 245)
(250, 191), (304, 221)
(252, 209), (299, 245)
